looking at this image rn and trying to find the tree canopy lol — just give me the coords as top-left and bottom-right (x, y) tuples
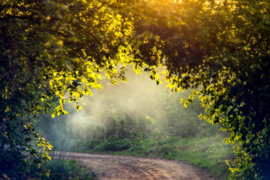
(1, 0), (270, 179)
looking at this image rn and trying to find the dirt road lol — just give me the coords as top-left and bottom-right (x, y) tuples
(52, 151), (222, 180)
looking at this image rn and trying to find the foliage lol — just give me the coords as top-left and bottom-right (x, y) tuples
(129, 1), (270, 179)
(1, 0), (270, 179)
(41, 159), (98, 180)
(0, 154), (97, 180)
(0, 0), (134, 178)
(0, 150), (49, 179)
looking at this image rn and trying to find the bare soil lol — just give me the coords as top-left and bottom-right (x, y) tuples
(52, 151), (223, 180)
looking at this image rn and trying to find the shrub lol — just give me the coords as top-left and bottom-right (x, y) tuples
(41, 159), (98, 180)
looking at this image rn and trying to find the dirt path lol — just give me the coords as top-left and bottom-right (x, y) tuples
(51, 151), (222, 180)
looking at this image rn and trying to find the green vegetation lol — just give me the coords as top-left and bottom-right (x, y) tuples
(1, 0), (270, 179)
(41, 159), (98, 180)
(0, 154), (97, 180)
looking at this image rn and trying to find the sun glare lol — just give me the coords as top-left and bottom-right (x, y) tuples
(174, 0), (225, 4)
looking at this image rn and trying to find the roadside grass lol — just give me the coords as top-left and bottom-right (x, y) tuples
(66, 135), (234, 179)
(41, 159), (98, 180)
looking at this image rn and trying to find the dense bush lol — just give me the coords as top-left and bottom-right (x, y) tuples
(0, 154), (97, 180)
(41, 159), (98, 180)
(99, 140), (132, 151)
(0, 151), (48, 179)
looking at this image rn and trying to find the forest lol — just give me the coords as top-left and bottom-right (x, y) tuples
(1, 0), (270, 179)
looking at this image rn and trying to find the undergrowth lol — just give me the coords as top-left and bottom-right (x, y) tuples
(41, 159), (98, 180)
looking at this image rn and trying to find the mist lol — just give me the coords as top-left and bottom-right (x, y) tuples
(34, 65), (232, 178)
(36, 65), (225, 150)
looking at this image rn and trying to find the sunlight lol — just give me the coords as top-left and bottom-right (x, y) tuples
(174, 0), (226, 4)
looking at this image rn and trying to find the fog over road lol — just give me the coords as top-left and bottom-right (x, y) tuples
(51, 152), (222, 180)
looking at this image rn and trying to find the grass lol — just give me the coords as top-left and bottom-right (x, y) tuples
(65, 135), (234, 179)
(41, 159), (98, 180)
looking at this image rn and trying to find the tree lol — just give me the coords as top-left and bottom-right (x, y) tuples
(130, 0), (270, 179)
(0, 0), (134, 178)
(1, 0), (270, 179)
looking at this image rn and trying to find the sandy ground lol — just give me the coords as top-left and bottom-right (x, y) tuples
(51, 151), (222, 180)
